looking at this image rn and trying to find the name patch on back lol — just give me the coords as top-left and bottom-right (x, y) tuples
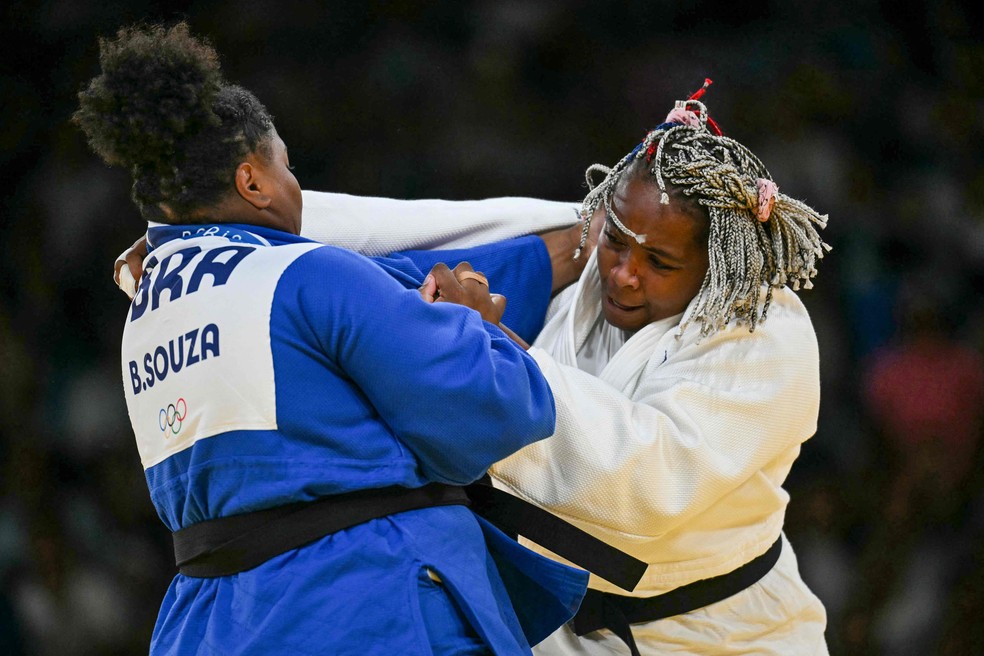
(121, 236), (320, 469)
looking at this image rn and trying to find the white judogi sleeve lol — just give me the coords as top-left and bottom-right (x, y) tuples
(300, 191), (579, 255)
(117, 194), (578, 298)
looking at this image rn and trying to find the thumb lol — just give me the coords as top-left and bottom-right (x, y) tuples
(419, 274), (437, 303)
(490, 293), (507, 313)
(119, 264), (138, 300)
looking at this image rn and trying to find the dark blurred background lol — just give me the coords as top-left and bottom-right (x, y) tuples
(1, 1), (982, 654)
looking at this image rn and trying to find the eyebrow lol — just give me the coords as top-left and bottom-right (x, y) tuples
(640, 244), (683, 262)
(605, 217), (684, 263)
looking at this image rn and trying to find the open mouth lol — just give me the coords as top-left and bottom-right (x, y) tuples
(606, 295), (643, 312)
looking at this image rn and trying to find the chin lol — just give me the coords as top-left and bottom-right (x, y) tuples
(602, 307), (644, 332)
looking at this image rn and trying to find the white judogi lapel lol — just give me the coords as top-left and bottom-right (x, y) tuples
(535, 249), (681, 398)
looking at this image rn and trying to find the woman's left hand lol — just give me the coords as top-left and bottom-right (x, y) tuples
(114, 235), (148, 298)
(418, 262), (506, 325)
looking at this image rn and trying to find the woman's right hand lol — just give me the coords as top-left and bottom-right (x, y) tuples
(114, 236), (148, 298)
(418, 261), (506, 325)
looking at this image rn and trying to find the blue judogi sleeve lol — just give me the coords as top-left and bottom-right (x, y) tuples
(282, 244), (556, 485)
(384, 235), (553, 344)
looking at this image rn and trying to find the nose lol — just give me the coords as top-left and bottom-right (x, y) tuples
(611, 252), (640, 289)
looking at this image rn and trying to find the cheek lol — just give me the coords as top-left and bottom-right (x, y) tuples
(641, 270), (699, 313)
(663, 270), (707, 310)
(288, 174), (302, 204)
(688, 257), (710, 296)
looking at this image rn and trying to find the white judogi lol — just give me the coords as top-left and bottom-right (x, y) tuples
(494, 249), (829, 655)
(266, 192), (830, 654)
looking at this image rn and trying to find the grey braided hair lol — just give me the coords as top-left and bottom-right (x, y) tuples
(575, 99), (830, 339)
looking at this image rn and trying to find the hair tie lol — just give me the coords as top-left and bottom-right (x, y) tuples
(687, 78), (724, 135)
(756, 178), (778, 222)
(689, 78), (713, 101)
(664, 106), (701, 128)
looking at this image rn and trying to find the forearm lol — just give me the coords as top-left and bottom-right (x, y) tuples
(300, 191), (579, 255)
(537, 223), (588, 294)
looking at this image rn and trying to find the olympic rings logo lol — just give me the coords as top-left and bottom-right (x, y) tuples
(159, 398), (187, 436)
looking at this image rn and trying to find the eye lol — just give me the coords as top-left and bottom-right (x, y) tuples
(604, 228), (625, 248)
(647, 255), (675, 271)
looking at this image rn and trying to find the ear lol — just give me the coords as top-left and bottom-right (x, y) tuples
(233, 161), (272, 210)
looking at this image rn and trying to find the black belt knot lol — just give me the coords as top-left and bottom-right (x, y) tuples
(570, 537), (783, 656)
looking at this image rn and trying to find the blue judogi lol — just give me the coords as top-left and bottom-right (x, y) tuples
(122, 223), (586, 655)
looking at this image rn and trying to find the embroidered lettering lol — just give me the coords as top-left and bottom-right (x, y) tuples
(200, 323), (220, 359)
(151, 247), (202, 311)
(129, 360), (141, 395)
(129, 323), (221, 395)
(187, 246), (253, 294)
(130, 245), (254, 322)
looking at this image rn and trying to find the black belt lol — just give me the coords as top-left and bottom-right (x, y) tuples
(172, 479), (648, 591)
(570, 537), (783, 656)
(467, 479), (647, 591)
(173, 483), (469, 577)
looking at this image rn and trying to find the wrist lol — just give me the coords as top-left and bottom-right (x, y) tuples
(543, 223), (585, 293)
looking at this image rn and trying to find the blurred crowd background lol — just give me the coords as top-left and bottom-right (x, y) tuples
(1, 1), (982, 654)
